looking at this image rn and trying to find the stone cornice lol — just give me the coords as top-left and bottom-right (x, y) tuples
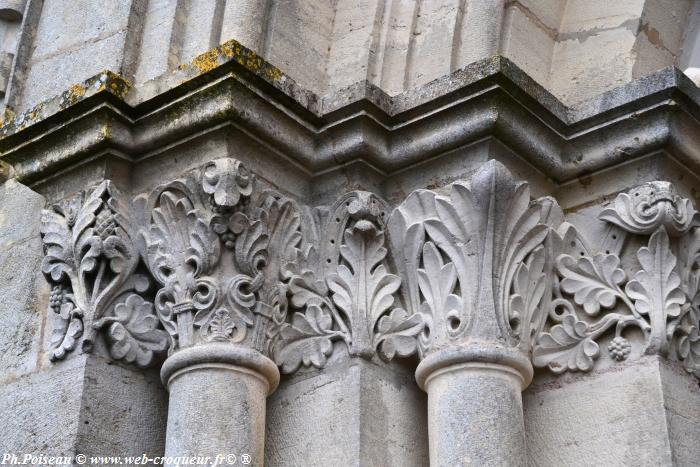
(1, 41), (700, 185)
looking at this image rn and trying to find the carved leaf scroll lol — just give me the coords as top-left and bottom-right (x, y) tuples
(41, 182), (151, 363)
(533, 314), (601, 373)
(274, 305), (340, 373)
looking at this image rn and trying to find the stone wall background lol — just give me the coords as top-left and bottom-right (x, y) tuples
(0, 0), (697, 113)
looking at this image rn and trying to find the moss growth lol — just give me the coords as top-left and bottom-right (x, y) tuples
(0, 71), (131, 139)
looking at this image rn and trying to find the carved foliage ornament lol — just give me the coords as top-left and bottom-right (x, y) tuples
(40, 181), (167, 367)
(387, 160), (561, 355)
(41, 158), (426, 373)
(134, 159), (293, 356)
(533, 181), (700, 378)
(41, 160), (700, 381)
(271, 192), (424, 373)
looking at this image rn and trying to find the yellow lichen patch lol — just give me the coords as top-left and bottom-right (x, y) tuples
(68, 83), (87, 104)
(265, 66), (283, 82)
(186, 39), (284, 83)
(191, 48), (221, 74)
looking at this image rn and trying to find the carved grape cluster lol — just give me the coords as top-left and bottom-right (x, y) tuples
(608, 337), (631, 361)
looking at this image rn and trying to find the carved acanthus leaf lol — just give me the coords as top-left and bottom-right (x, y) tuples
(625, 228), (684, 354)
(274, 191), (422, 372)
(327, 221), (402, 357)
(417, 241), (463, 347)
(145, 189), (220, 351)
(388, 160), (558, 355)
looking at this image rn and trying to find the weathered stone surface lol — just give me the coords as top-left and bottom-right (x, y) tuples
(524, 358), (681, 466)
(0, 237), (44, 377)
(266, 354), (428, 466)
(76, 356), (167, 459)
(0, 179), (43, 247)
(3, 2), (700, 466)
(0, 181), (45, 377)
(0, 355), (85, 456)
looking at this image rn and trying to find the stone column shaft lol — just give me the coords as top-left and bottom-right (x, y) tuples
(418, 352), (529, 467)
(161, 344), (278, 467)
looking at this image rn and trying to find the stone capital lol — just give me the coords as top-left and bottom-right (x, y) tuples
(388, 160), (562, 385)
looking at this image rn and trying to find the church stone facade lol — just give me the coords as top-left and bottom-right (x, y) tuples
(2, 1), (700, 466)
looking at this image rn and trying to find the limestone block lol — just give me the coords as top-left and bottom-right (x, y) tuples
(0, 238), (45, 378)
(266, 355), (428, 467)
(21, 32), (128, 110)
(178, 0), (222, 64)
(0, 354), (167, 459)
(639, 0), (691, 56)
(0, 181), (45, 377)
(134, 0), (179, 84)
(403, 0), (461, 89)
(0, 355), (85, 456)
(265, 0), (332, 94)
(451, 0), (504, 67)
(220, 0), (270, 54)
(0, 179), (44, 250)
(375, 0), (417, 95)
(31, 0), (133, 60)
(501, 2), (555, 87)
(512, 0), (565, 32)
(550, 27), (637, 104)
(633, 33), (675, 78)
(18, 0), (145, 111)
(75, 357), (167, 459)
(524, 357), (685, 466)
(326, 0), (378, 91)
(660, 361), (700, 465)
(558, 0), (645, 31)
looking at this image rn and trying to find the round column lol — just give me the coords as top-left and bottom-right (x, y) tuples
(416, 347), (532, 467)
(160, 343), (280, 467)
